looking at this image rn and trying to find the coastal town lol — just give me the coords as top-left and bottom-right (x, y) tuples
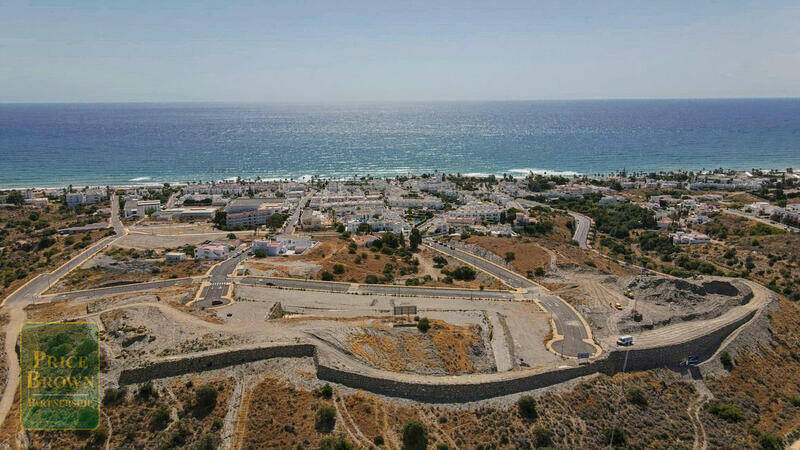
(0, 168), (798, 449)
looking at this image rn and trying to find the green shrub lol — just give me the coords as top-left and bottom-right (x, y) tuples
(102, 387), (126, 406)
(319, 384), (333, 399)
(194, 384), (218, 414)
(253, 249), (267, 258)
(196, 433), (220, 450)
(757, 431), (781, 450)
(451, 265), (476, 281)
(321, 271), (334, 281)
(708, 402), (744, 422)
(365, 274), (379, 284)
(534, 267), (545, 277)
(92, 425), (108, 444)
(417, 317), (431, 333)
(319, 435), (354, 450)
(435, 443), (450, 450)
(603, 426), (626, 446)
(626, 386), (648, 407)
(333, 264), (345, 274)
(517, 395), (538, 420)
(315, 405), (337, 434)
(402, 420), (428, 450)
(150, 403), (171, 430)
(720, 351), (733, 371)
(532, 426), (552, 447)
(137, 381), (157, 401)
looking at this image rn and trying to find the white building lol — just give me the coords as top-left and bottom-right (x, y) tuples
(165, 252), (187, 262)
(194, 243), (230, 260)
(65, 188), (107, 207)
(124, 199), (161, 217)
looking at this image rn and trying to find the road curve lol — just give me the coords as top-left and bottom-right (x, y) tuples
(425, 241), (598, 357)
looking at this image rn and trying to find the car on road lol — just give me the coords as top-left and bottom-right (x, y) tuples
(265, 281), (275, 286)
(680, 356), (700, 367)
(616, 335), (634, 346)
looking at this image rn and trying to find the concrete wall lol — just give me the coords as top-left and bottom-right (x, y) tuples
(117, 310), (757, 402)
(118, 343), (315, 384)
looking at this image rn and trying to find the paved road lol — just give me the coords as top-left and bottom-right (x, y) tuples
(568, 211), (591, 249)
(192, 249), (251, 308)
(282, 193), (312, 235)
(42, 278), (195, 302)
(723, 208), (798, 232)
(425, 241), (597, 357)
(239, 276), (352, 293)
(357, 284), (513, 299)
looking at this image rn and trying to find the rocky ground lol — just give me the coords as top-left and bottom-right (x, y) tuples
(312, 318), (496, 376)
(617, 276), (752, 334)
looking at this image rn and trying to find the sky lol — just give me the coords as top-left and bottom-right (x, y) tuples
(1, 0), (799, 102)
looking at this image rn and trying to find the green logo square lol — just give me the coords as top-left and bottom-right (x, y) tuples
(20, 322), (100, 430)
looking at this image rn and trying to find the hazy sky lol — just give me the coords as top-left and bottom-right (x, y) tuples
(1, 0), (799, 102)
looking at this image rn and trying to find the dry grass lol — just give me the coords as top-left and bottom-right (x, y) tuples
(704, 297), (800, 445)
(347, 319), (489, 375)
(236, 376), (334, 449)
(51, 251), (211, 293)
(253, 235), (502, 289)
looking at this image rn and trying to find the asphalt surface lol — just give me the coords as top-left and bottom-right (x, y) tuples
(43, 278), (194, 302)
(282, 193), (312, 235)
(568, 211), (591, 249)
(425, 241), (597, 357)
(358, 283), (514, 299)
(239, 276), (352, 293)
(193, 249), (252, 308)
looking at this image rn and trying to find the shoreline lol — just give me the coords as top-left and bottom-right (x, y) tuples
(1, 165), (797, 191)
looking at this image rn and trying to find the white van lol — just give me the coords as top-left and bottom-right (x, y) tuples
(616, 335), (634, 346)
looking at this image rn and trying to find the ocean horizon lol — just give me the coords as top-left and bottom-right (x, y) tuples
(2, 98), (799, 189)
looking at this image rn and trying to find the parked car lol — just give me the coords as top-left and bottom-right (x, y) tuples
(680, 356), (700, 367)
(616, 335), (634, 346)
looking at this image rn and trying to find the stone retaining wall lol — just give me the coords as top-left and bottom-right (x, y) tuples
(118, 343), (315, 384)
(117, 309), (758, 402)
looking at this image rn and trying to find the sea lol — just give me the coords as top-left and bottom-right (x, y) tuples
(1, 99), (799, 188)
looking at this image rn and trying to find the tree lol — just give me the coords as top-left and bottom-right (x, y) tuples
(226, 233), (237, 239)
(194, 384), (218, 414)
(402, 420), (428, 450)
(417, 317), (430, 332)
(321, 271), (334, 281)
(212, 210), (227, 227)
(603, 427), (626, 446)
(626, 386), (648, 407)
(365, 274), (379, 284)
(504, 251), (515, 262)
(720, 351), (733, 371)
(380, 232), (401, 249)
(5, 190), (24, 206)
(315, 405), (337, 434)
(318, 435), (354, 450)
(532, 426), (552, 447)
(332, 264), (345, 274)
(451, 266), (476, 281)
(253, 248), (267, 258)
(150, 403), (171, 430)
(409, 228), (422, 251)
(517, 395), (537, 420)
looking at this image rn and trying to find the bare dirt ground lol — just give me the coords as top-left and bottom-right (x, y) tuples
(245, 236), (503, 289)
(0, 312), (6, 394)
(49, 247), (212, 293)
(313, 318), (495, 375)
(115, 228), (234, 249)
(234, 366), (713, 449)
(617, 277), (752, 333)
